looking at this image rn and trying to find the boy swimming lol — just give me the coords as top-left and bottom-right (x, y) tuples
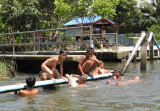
(106, 76), (141, 85)
(39, 71), (59, 91)
(41, 50), (67, 81)
(112, 68), (124, 80)
(92, 60), (113, 75)
(15, 76), (38, 96)
(78, 47), (101, 77)
(65, 74), (88, 87)
(39, 71), (48, 80)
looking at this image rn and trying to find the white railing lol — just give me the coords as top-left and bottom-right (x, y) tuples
(0, 26), (118, 54)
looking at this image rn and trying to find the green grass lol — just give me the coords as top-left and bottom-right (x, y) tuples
(0, 58), (16, 78)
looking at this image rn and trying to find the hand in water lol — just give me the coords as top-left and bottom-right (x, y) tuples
(88, 73), (93, 77)
(116, 82), (120, 85)
(62, 77), (67, 81)
(51, 78), (56, 82)
(16, 82), (21, 85)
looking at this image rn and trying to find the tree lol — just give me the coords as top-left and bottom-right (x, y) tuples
(92, 0), (118, 18)
(147, 25), (160, 38)
(38, 0), (56, 29)
(0, 0), (41, 32)
(0, 0), (119, 33)
(53, 0), (73, 38)
(139, 0), (160, 26)
(115, 0), (143, 33)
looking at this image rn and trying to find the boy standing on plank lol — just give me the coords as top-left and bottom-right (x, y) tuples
(78, 47), (101, 77)
(41, 50), (67, 81)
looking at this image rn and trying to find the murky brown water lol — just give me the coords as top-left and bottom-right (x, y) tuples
(0, 60), (160, 111)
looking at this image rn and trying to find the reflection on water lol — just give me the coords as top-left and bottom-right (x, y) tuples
(0, 60), (160, 110)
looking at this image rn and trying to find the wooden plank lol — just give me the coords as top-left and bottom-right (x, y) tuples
(0, 73), (113, 93)
(94, 38), (102, 48)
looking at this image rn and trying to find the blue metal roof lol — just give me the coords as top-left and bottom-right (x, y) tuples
(64, 16), (116, 26)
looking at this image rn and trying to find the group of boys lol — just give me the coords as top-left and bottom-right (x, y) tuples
(15, 47), (141, 97)
(16, 47), (110, 96)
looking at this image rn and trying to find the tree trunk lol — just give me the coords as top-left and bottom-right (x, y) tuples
(115, 17), (119, 34)
(53, 17), (62, 41)
(49, 11), (53, 39)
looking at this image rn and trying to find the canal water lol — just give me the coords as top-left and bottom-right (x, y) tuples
(0, 60), (160, 111)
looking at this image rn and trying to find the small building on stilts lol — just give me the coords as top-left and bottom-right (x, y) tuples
(64, 16), (116, 49)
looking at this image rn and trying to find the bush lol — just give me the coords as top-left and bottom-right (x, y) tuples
(124, 33), (136, 37)
(0, 58), (16, 78)
(147, 25), (160, 39)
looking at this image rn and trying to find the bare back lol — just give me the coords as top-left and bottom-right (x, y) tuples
(18, 89), (38, 96)
(41, 56), (61, 75)
(43, 56), (60, 67)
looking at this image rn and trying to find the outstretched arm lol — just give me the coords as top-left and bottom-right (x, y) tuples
(60, 61), (63, 77)
(71, 74), (80, 78)
(65, 74), (72, 86)
(106, 80), (117, 85)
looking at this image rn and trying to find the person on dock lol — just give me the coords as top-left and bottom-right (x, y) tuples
(78, 47), (101, 77)
(106, 76), (141, 85)
(65, 74), (88, 87)
(91, 60), (113, 75)
(112, 68), (124, 80)
(41, 50), (67, 81)
(15, 76), (38, 96)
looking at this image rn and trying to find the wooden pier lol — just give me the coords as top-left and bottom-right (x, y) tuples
(0, 50), (129, 62)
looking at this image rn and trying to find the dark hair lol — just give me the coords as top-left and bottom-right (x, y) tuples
(60, 50), (67, 55)
(87, 47), (94, 53)
(39, 71), (46, 77)
(81, 74), (88, 81)
(26, 76), (36, 88)
(114, 68), (122, 75)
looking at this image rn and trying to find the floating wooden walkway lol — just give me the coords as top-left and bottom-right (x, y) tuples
(0, 73), (113, 93)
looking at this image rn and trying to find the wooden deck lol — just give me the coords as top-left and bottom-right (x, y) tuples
(0, 50), (129, 62)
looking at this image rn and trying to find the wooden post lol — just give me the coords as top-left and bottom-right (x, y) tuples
(12, 35), (15, 54)
(140, 37), (148, 71)
(89, 25), (93, 48)
(115, 33), (118, 50)
(148, 31), (154, 61)
(33, 33), (36, 55)
(58, 30), (61, 51)
(149, 36), (154, 61)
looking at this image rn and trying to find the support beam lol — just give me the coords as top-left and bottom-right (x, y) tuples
(140, 37), (148, 71)
(148, 31), (154, 61)
(149, 37), (154, 61)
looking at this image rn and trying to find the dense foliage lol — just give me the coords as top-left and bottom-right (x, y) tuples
(115, 0), (143, 33)
(0, 0), (119, 33)
(147, 25), (160, 38)
(139, 0), (160, 26)
(0, 0), (159, 34)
